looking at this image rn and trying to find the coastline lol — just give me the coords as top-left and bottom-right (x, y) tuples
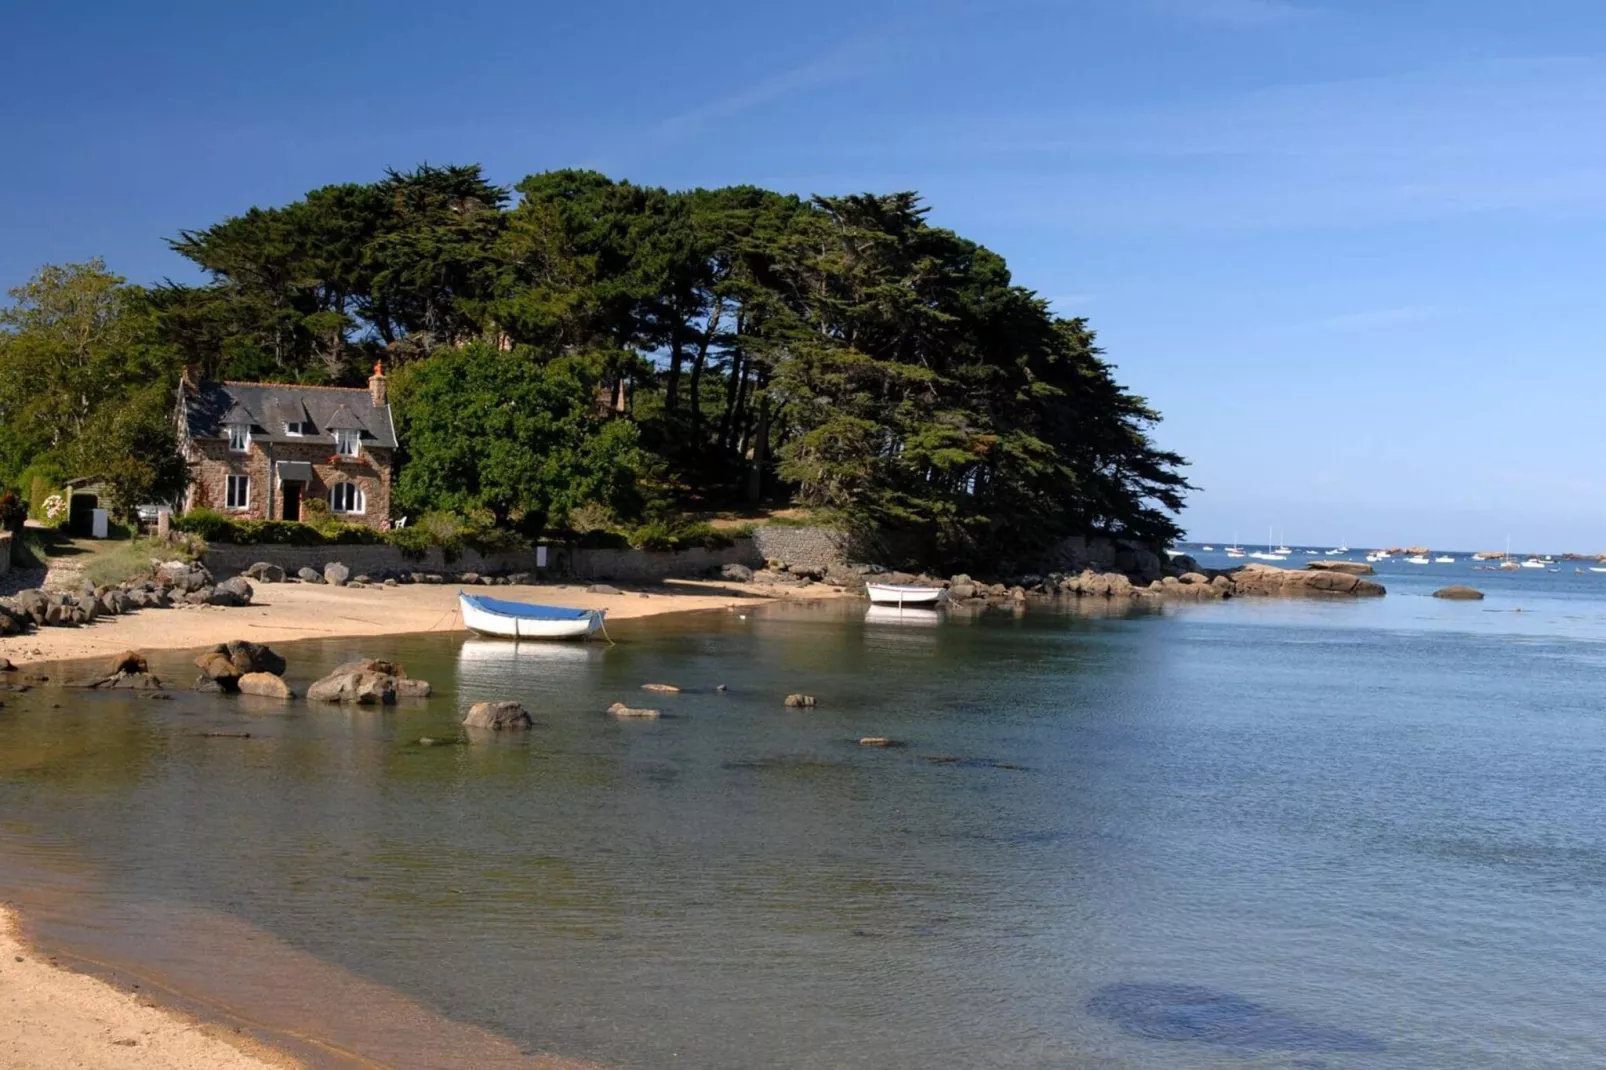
(0, 905), (293, 1069)
(0, 578), (842, 668)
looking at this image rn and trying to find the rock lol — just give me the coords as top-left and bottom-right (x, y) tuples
(1433, 585), (1485, 600)
(244, 562), (286, 583)
(323, 562), (350, 587)
(307, 669), (397, 705)
(383, 578), (398, 587)
(1306, 560), (1375, 575)
(949, 582), (976, 600)
(220, 641), (285, 676)
(194, 650), (241, 683)
(157, 561), (213, 592)
(586, 584), (621, 595)
(237, 672), (296, 699)
(333, 657), (406, 678)
(353, 574), (372, 586)
(458, 572), (479, 584)
(69, 671), (163, 690)
(607, 702), (661, 719)
(720, 563), (754, 582)
(784, 694), (817, 708)
(395, 678), (432, 698)
(0, 658), (15, 673)
(1230, 563), (1386, 598)
(641, 683), (681, 693)
(462, 700), (532, 730)
(107, 650), (147, 675)
(1179, 572), (1209, 585)
(506, 572), (530, 585)
(210, 577), (254, 606)
(180, 588), (213, 606)
(858, 737), (897, 747)
(297, 567), (324, 584)
(195, 678), (227, 694)
(422, 574), (443, 584)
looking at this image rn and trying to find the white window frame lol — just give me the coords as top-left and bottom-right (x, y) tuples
(330, 480), (365, 515)
(225, 475), (251, 511)
(284, 421), (308, 436)
(227, 423), (251, 452)
(334, 429), (361, 457)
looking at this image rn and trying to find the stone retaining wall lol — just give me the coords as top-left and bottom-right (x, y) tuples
(0, 532), (11, 577)
(201, 538), (763, 583)
(750, 525), (849, 570)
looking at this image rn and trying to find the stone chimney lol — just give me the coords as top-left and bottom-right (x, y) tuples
(179, 364), (201, 395)
(369, 360), (387, 407)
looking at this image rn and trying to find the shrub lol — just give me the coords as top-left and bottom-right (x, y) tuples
(627, 519), (735, 553)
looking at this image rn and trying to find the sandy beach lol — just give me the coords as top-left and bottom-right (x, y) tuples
(0, 577), (840, 668)
(0, 906), (292, 1070)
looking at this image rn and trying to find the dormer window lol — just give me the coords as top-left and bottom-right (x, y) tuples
(227, 423), (251, 452)
(284, 421), (310, 436)
(334, 429), (361, 457)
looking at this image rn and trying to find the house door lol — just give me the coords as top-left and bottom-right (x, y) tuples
(282, 482), (302, 522)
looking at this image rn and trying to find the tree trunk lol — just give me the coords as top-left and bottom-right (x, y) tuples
(665, 323), (684, 415)
(746, 379), (770, 504)
(689, 301), (721, 440)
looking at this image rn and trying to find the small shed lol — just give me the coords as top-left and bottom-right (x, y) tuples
(61, 477), (111, 537)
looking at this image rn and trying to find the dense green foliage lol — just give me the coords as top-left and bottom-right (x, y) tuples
(1, 165), (1188, 566)
(0, 261), (188, 514)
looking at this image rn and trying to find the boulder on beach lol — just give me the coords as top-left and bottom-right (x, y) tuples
(462, 700), (532, 730)
(586, 584), (621, 595)
(244, 562), (286, 583)
(0, 658), (16, 673)
(297, 567), (324, 584)
(324, 562), (351, 587)
(784, 694), (817, 708)
(237, 672), (296, 699)
(395, 678), (432, 698)
(1433, 585), (1485, 600)
(208, 577), (254, 606)
(607, 702), (660, 719)
(720, 563), (754, 582)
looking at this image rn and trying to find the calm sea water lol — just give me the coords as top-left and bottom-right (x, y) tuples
(4, 556), (1606, 1068)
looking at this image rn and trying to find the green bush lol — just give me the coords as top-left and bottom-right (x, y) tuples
(627, 519), (735, 552)
(171, 510), (386, 547)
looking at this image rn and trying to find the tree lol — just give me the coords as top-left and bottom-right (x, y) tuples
(0, 261), (187, 513)
(389, 341), (648, 529)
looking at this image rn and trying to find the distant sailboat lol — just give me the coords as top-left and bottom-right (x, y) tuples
(1225, 531), (1246, 558)
(1434, 555), (1454, 564)
(1250, 527), (1287, 561)
(1406, 555), (1430, 565)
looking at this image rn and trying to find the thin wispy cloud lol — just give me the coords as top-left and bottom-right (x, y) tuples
(655, 38), (880, 140)
(870, 57), (1606, 230)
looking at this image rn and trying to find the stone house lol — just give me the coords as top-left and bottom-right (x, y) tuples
(177, 364), (397, 528)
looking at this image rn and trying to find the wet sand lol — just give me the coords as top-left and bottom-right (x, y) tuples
(0, 905), (292, 1069)
(0, 578), (842, 668)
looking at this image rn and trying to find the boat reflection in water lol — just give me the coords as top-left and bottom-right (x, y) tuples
(864, 604), (943, 627)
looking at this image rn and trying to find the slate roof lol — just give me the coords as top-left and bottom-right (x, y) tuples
(183, 381), (397, 449)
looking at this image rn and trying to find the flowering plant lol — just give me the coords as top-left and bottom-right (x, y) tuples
(42, 494), (67, 521)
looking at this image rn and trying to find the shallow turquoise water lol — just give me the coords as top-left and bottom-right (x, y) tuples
(4, 580), (1606, 1068)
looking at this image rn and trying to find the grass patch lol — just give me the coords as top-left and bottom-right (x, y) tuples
(81, 537), (183, 588)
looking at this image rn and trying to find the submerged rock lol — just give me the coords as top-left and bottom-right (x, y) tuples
(1086, 982), (1385, 1053)
(308, 669), (397, 705)
(784, 694), (817, 708)
(1433, 585), (1485, 600)
(106, 650), (148, 675)
(641, 683), (681, 693)
(1305, 560), (1375, 575)
(608, 702), (661, 719)
(462, 700), (532, 730)
(395, 678), (432, 698)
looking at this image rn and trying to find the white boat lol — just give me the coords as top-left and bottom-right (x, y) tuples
(459, 591), (606, 639)
(1434, 555), (1454, 564)
(1249, 552), (1288, 561)
(1201, 546), (1214, 551)
(1406, 555), (1430, 565)
(1589, 567), (1606, 574)
(866, 583), (948, 606)
(1520, 559), (1546, 569)
(1225, 549), (1246, 558)
(1304, 549), (1320, 555)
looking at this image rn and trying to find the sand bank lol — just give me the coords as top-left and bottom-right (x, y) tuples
(0, 579), (843, 667)
(0, 906), (291, 1069)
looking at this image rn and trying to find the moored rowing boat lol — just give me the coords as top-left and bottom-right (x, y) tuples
(459, 592), (606, 640)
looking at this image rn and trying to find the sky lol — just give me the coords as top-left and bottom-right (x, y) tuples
(4, 0), (1606, 550)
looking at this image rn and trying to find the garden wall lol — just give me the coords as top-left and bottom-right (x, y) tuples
(201, 538), (763, 583)
(749, 525), (849, 571)
(0, 532), (11, 577)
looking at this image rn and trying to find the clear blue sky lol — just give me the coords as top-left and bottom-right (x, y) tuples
(6, 0), (1605, 551)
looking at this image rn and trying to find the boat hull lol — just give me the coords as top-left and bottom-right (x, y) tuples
(459, 593), (605, 640)
(865, 583), (947, 606)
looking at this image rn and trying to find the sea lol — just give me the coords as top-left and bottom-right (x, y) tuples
(3, 547), (1606, 1068)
